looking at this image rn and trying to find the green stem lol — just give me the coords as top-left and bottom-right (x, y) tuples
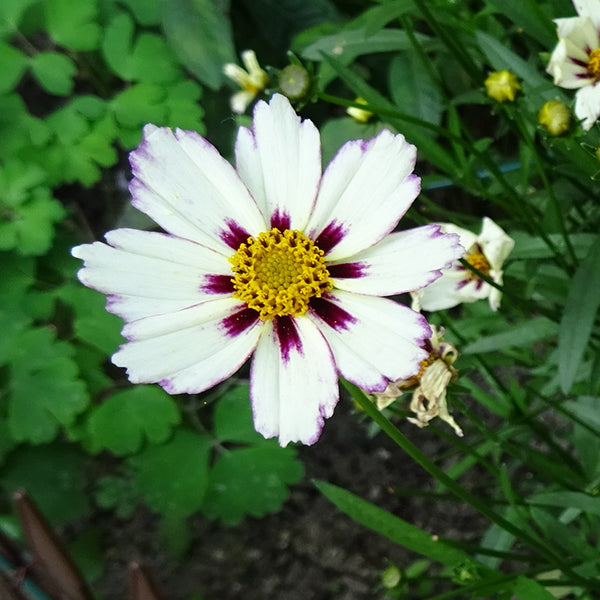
(343, 380), (592, 585)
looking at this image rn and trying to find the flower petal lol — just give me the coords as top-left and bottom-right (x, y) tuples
(129, 124), (266, 253)
(236, 94), (321, 230)
(308, 291), (430, 392)
(72, 229), (235, 320)
(306, 130), (420, 260)
(575, 83), (600, 129)
(478, 217), (515, 270)
(573, 0), (600, 26)
(415, 268), (490, 311)
(250, 315), (338, 446)
(113, 298), (262, 393)
(328, 225), (464, 296)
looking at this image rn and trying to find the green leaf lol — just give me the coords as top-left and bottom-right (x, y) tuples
(512, 575), (562, 600)
(320, 117), (386, 166)
(203, 447), (304, 525)
(68, 528), (104, 582)
(0, 41), (28, 93)
(0, 443), (89, 524)
(128, 430), (211, 517)
(8, 328), (89, 444)
(161, 0), (236, 90)
(58, 282), (123, 354)
(86, 386), (181, 455)
(486, 0), (556, 47)
(462, 317), (558, 354)
(213, 385), (264, 444)
(118, 0), (162, 25)
(527, 491), (600, 518)
(94, 475), (139, 518)
(316, 481), (477, 567)
(45, 0), (101, 50)
(558, 235), (600, 393)
(389, 52), (443, 126)
(0, 0), (40, 36)
(30, 51), (76, 95)
(110, 82), (166, 127)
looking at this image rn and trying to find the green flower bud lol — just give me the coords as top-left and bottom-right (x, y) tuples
(484, 70), (520, 103)
(538, 100), (571, 136)
(278, 64), (310, 100)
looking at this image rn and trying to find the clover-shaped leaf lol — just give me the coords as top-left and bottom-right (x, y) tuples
(0, 41), (28, 93)
(45, 0), (101, 51)
(30, 52), (77, 96)
(85, 386), (181, 455)
(8, 328), (89, 444)
(128, 430), (211, 517)
(202, 446), (304, 525)
(0, 160), (64, 255)
(102, 12), (180, 83)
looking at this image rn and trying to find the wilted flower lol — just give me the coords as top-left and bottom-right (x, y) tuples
(72, 94), (463, 446)
(371, 325), (462, 436)
(484, 70), (521, 103)
(223, 50), (268, 114)
(546, 0), (600, 130)
(347, 98), (373, 123)
(538, 100), (571, 135)
(412, 217), (515, 312)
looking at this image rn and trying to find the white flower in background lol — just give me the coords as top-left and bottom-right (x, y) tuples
(371, 325), (462, 436)
(72, 94), (463, 446)
(412, 217), (514, 312)
(223, 50), (268, 114)
(546, 0), (600, 130)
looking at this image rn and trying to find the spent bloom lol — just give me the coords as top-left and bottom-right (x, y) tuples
(546, 0), (600, 130)
(484, 70), (521, 103)
(412, 217), (515, 312)
(371, 325), (462, 436)
(72, 94), (463, 446)
(223, 50), (268, 114)
(538, 99), (571, 135)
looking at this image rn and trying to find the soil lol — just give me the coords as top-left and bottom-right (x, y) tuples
(93, 398), (484, 600)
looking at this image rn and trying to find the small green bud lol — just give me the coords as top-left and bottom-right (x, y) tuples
(484, 70), (520, 103)
(278, 64), (310, 100)
(381, 565), (402, 589)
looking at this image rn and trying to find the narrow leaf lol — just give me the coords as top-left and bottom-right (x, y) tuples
(559, 235), (600, 392)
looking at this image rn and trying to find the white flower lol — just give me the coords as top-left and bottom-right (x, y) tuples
(72, 94), (463, 446)
(546, 0), (600, 130)
(223, 50), (268, 114)
(370, 325), (462, 436)
(412, 217), (514, 312)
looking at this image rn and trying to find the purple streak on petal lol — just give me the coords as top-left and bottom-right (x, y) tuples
(570, 57), (588, 68)
(456, 279), (470, 290)
(309, 296), (357, 332)
(275, 315), (303, 363)
(315, 220), (347, 254)
(201, 274), (234, 294)
(327, 262), (368, 279)
(475, 279), (484, 291)
(270, 209), (291, 231)
(221, 307), (260, 337)
(219, 219), (252, 250)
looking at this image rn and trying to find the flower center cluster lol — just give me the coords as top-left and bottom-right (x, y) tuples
(465, 251), (491, 279)
(230, 228), (332, 320)
(588, 48), (600, 79)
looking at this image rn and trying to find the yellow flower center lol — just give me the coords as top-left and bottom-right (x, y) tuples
(588, 48), (600, 79)
(465, 251), (491, 279)
(230, 228), (332, 320)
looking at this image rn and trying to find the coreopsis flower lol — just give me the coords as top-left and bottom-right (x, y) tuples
(538, 99), (571, 135)
(371, 325), (462, 436)
(347, 98), (373, 123)
(546, 0), (600, 130)
(484, 70), (521, 103)
(223, 50), (268, 114)
(412, 217), (515, 312)
(72, 94), (463, 446)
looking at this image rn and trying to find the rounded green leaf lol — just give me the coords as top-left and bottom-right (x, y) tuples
(86, 386), (181, 455)
(0, 41), (28, 93)
(45, 0), (101, 50)
(203, 447), (304, 525)
(30, 52), (76, 95)
(128, 430), (211, 517)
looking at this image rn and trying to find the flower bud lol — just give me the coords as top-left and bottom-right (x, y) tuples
(538, 100), (570, 135)
(484, 70), (521, 103)
(278, 64), (310, 100)
(346, 97), (373, 123)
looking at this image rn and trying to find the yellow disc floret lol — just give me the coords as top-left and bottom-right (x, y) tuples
(465, 251), (491, 279)
(588, 48), (600, 79)
(230, 228), (332, 320)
